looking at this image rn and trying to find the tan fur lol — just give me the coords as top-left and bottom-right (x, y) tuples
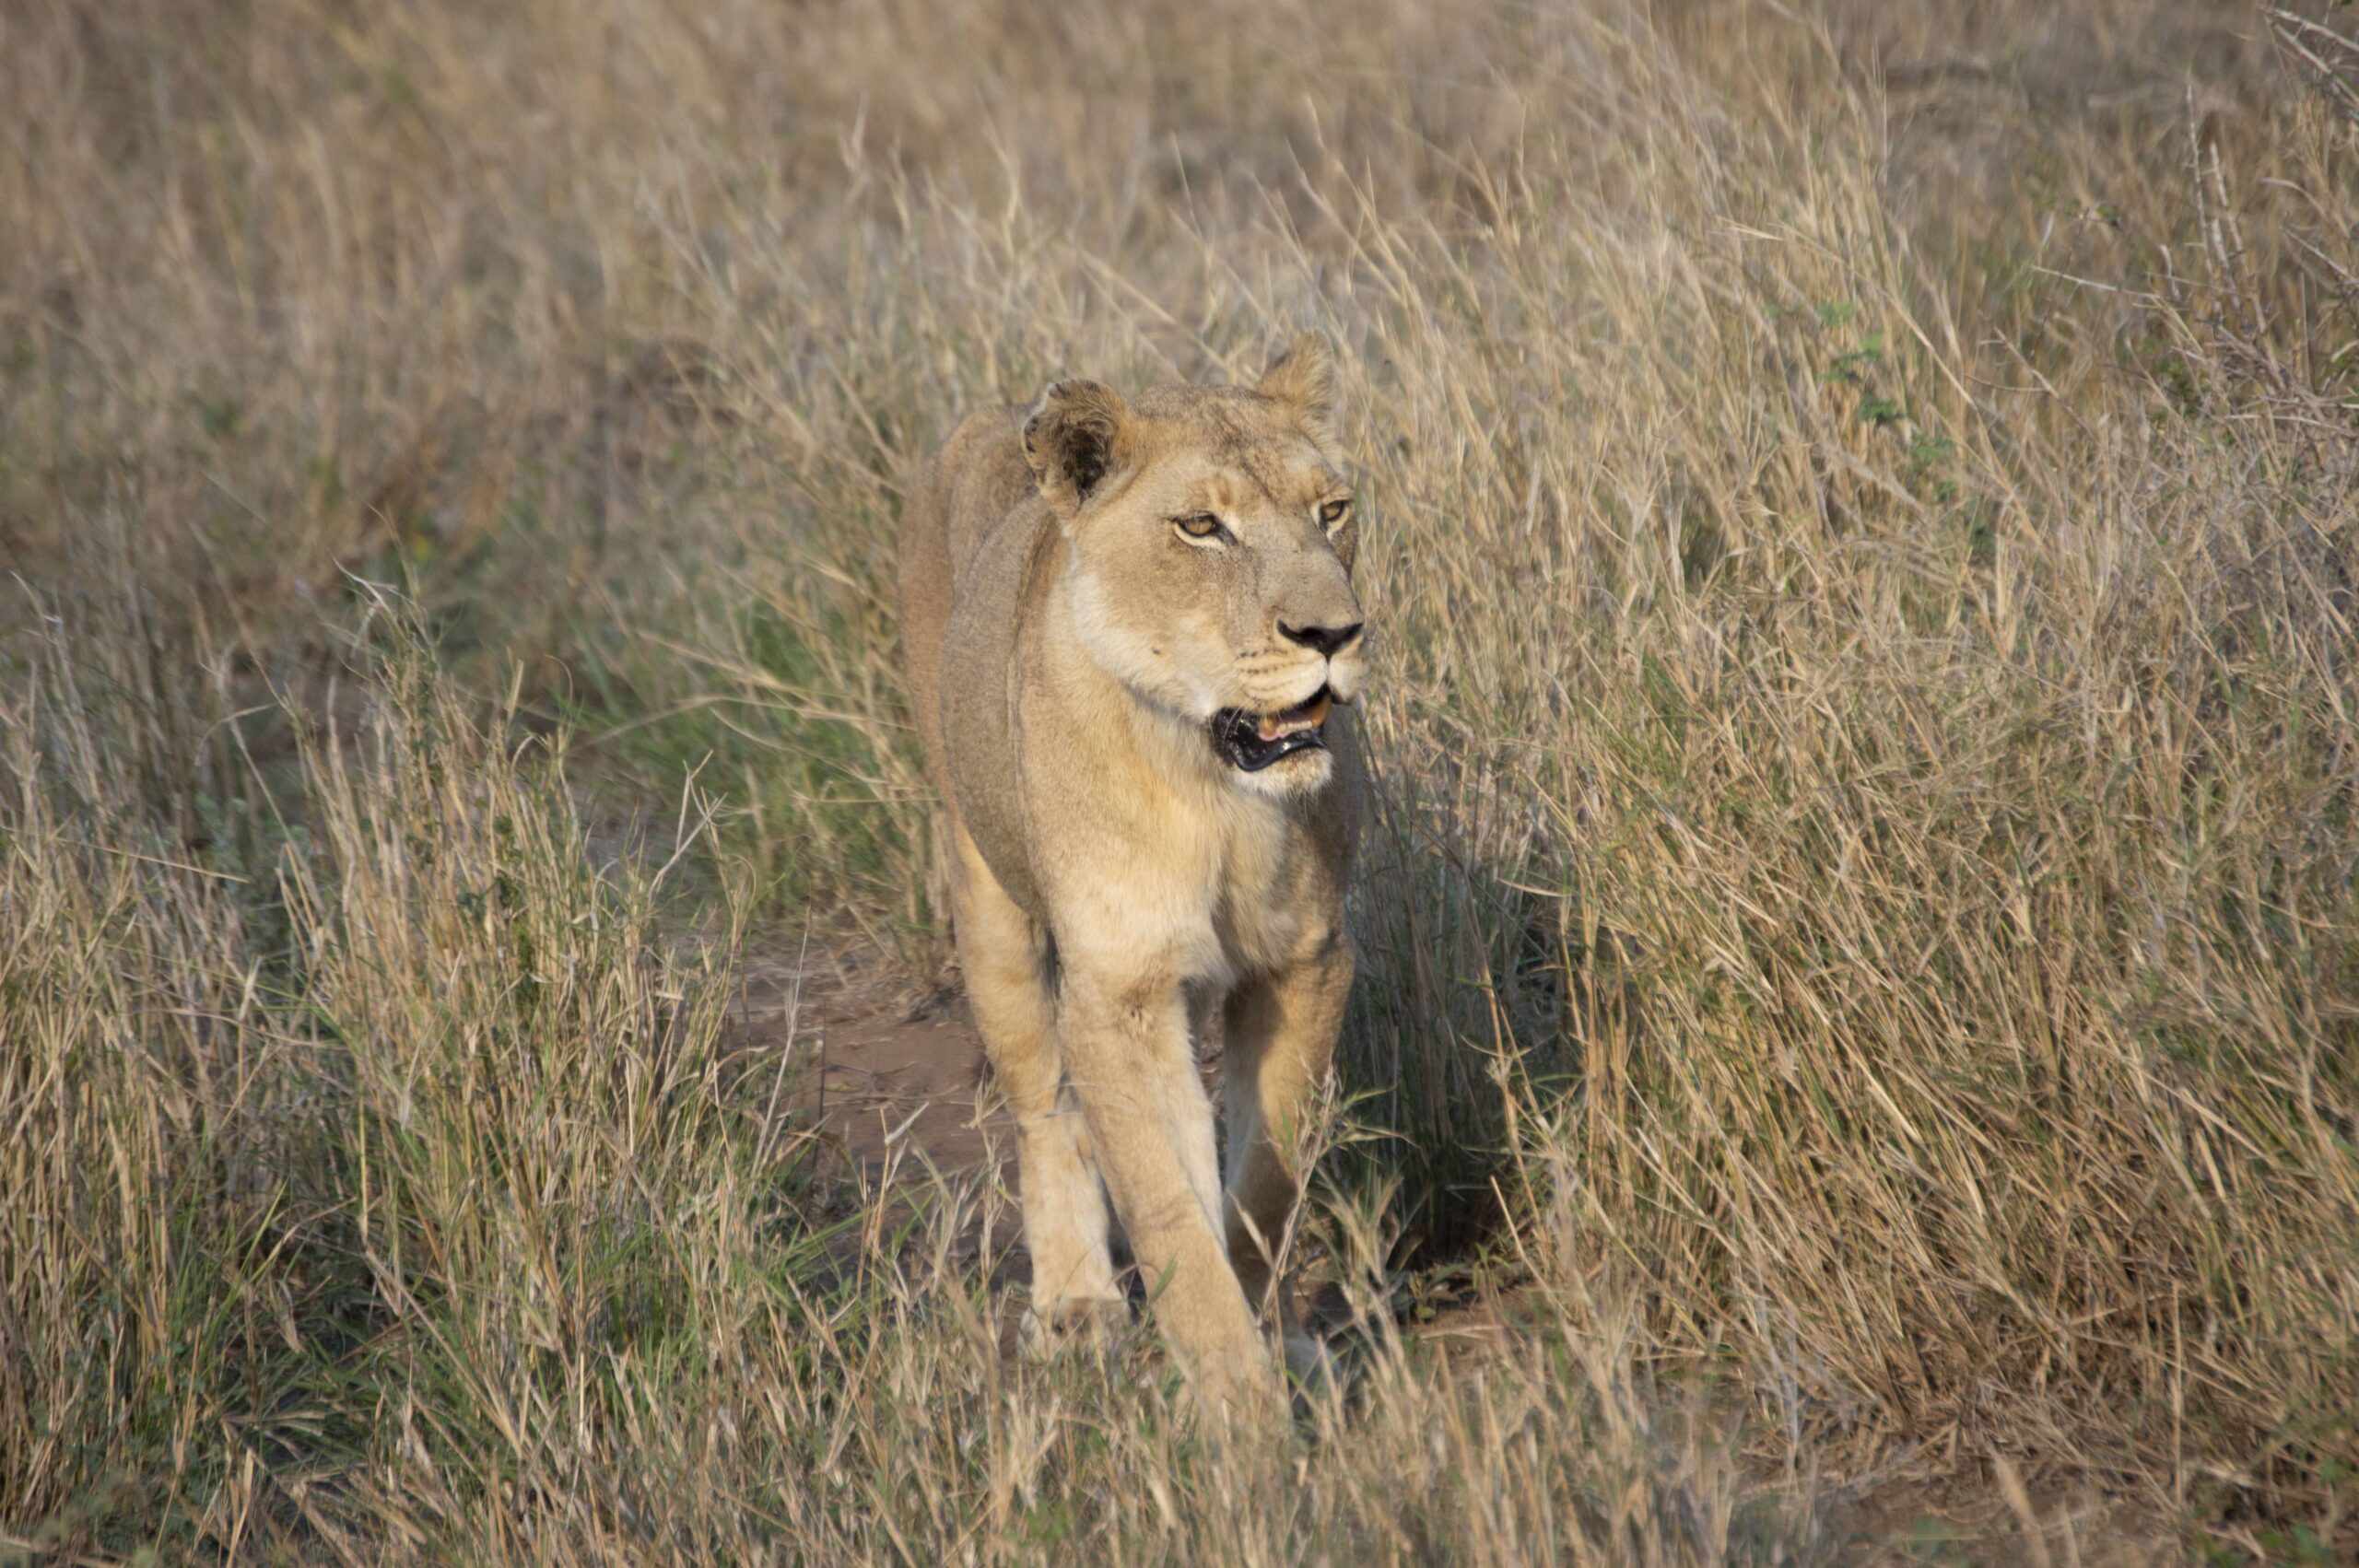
(898, 334), (1367, 1416)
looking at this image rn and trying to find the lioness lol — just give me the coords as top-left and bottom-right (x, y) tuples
(898, 333), (1365, 1411)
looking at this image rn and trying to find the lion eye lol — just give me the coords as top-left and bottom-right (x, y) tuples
(1174, 512), (1226, 542)
(1319, 497), (1353, 528)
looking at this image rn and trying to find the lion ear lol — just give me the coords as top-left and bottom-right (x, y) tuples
(1255, 329), (1339, 446)
(1021, 379), (1133, 514)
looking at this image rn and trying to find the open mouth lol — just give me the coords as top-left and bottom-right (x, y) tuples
(1210, 687), (1335, 772)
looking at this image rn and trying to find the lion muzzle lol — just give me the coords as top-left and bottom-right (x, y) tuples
(1210, 686), (1337, 771)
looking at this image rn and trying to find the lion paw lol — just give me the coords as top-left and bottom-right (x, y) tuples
(1019, 1294), (1130, 1360)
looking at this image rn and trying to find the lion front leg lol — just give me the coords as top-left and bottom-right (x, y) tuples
(1056, 965), (1276, 1416)
(1220, 945), (1351, 1306)
(947, 827), (1119, 1346)
(1221, 935), (1351, 1352)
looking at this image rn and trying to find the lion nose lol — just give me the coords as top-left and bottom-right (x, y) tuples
(1277, 618), (1364, 659)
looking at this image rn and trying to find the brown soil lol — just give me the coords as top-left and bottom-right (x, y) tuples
(732, 945), (1010, 1181)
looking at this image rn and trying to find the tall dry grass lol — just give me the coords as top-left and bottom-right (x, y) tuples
(3, 602), (1809, 1562)
(5, 0), (2357, 1559)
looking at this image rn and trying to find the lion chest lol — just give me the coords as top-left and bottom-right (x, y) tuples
(1204, 797), (1331, 979)
(1028, 761), (1332, 991)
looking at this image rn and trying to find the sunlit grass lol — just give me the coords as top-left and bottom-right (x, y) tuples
(5, 0), (2356, 1559)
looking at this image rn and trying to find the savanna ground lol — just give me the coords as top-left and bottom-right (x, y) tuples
(6, 0), (2359, 1561)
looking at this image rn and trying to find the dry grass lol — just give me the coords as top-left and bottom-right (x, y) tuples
(5, 0), (2357, 1560)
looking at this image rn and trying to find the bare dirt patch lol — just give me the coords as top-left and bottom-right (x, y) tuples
(733, 946), (1008, 1181)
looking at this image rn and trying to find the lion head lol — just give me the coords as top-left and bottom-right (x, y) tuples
(1019, 333), (1367, 796)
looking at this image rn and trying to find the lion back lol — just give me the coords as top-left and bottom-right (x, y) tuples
(899, 406), (1059, 922)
